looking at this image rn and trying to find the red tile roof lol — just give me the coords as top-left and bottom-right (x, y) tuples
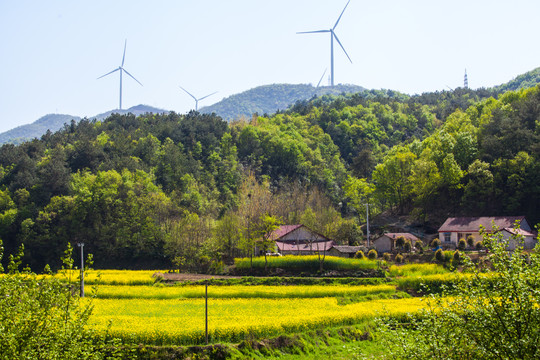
(499, 227), (535, 237)
(438, 216), (526, 233)
(270, 225), (304, 240)
(276, 240), (334, 252)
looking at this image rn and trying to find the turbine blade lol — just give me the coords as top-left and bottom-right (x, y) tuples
(297, 30), (330, 34)
(123, 68), (143, 86)
(317, 68), (327, 88)
(97, 67), (120, 79)
(333, 0), (351, 30)
(179, 86), (197, 101)
(122, 39), (127, 67)
(198, 91), (218, 101)
(333, 33), (352, 63)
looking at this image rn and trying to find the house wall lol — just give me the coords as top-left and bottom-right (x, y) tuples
(439, 228), (536, 250)
(501, 230), (537, 250)
(328, 248), (352, 258)
(280, 227), (326, 242)
(438, 232), (482, 247)
(373, 236), (393, 253)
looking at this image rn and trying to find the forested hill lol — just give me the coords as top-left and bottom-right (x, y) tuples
(493, 67), (540, 93)
(0, 84), (538, 272)
(0, 105), (167, 145)
(199, 83), (366, 120)
(0, 114), (81, 145)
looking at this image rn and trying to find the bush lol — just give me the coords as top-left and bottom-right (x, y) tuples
(395, 254), (404, 264)
(453, 250), (461, 263)
(458, 238), (467, 251)
(378, 224), (540, 359)
(403, 240), (412, 253)
(0, 242), (119, 359)
(467, 236), (475, 248)
(430, 238), (441, 248)
(367, 249), (378, 260)
(383, 253), (391, 262)
(414, 240), (424, 251)
(354, 250), (365, 259)
(434, 248), (444, 262)
(475, 241), (484, 250)
(395, 236), (406, 249)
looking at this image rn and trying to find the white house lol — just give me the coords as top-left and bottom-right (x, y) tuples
(270, 224), (334, 255)
(438, 216), (536, 249)
(373, 233), (420, 253)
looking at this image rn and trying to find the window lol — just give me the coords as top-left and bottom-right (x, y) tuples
(444, 233), (451, 242)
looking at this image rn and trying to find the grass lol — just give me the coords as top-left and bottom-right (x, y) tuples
(387, 263), (449, 277)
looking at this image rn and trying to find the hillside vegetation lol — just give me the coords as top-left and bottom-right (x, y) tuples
(0, 82), (538, 271)
(199, 83), (366, 121)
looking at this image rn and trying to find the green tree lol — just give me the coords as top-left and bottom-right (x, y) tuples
(253, 214), (282, 273)
(378, 225), (540, 359)
(0, 244), (118, 360)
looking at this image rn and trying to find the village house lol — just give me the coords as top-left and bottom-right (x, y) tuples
(372, 233), (420, 253)
(269, 224), (334, 255)
(438, 216), (536, 249)
(328, 245), (365, 258)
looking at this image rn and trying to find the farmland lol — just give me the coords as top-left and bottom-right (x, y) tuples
(73, 260), (451, 347)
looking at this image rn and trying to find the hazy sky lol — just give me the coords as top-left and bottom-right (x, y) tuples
(1, 0), (539, 133)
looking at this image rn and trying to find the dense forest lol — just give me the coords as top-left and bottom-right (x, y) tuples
(0, 84), (538, 271)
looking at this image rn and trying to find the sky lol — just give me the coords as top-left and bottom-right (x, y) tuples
(1, 0), (539, 133)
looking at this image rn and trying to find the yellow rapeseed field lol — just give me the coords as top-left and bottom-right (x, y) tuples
(92, 284), (398, 299)
(56, 269), (163, 285)
(88, 296), (425, 345)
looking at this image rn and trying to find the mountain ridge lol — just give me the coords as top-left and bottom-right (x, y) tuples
(2, 66), (540, 145)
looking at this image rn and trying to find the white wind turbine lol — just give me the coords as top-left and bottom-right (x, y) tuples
(179, 86), (217, 111)
(97, 40), (143, 110)
(297, 0), (353, 87)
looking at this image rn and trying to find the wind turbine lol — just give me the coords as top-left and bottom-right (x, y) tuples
(179, 86), (217, 111)
(97, 40), (143, 110)
(297, 0), (353, 87)
(316, 68), (328, 88)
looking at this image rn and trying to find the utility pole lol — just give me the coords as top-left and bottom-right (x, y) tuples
(205, 280), (209, 345)
(363, 204), (372, 248)
(77, 242), (85, 297)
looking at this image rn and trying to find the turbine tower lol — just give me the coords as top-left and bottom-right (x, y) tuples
(97, 40), (143, 110)
(179, 86), (217, 111)
(297, 0), (353, 87)
(464, 69), (469, 89)
(316, 68), (328, 88)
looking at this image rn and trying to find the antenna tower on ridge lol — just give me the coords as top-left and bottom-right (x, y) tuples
(464, 69), (469, 89)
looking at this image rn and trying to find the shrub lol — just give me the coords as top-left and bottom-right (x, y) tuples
(354, 250), (365, 259)
(414, 240), (424, 251)
(458, 238), (467, 251)
(378, 224), (540, 359)
(453, 250), (461, 263)
(435, 248), (444, 262)
(430, 238), (441, 248)
(383, 253), (391, 262)
(467, 236), (475, 248)
(395, 236), (406, 249)
(395, 254), (404, 264)
(403, 240), (412, 253)
(475, 241), (483, 250)
(367, 249), (378, 260)
(0, 242), (117, 359)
